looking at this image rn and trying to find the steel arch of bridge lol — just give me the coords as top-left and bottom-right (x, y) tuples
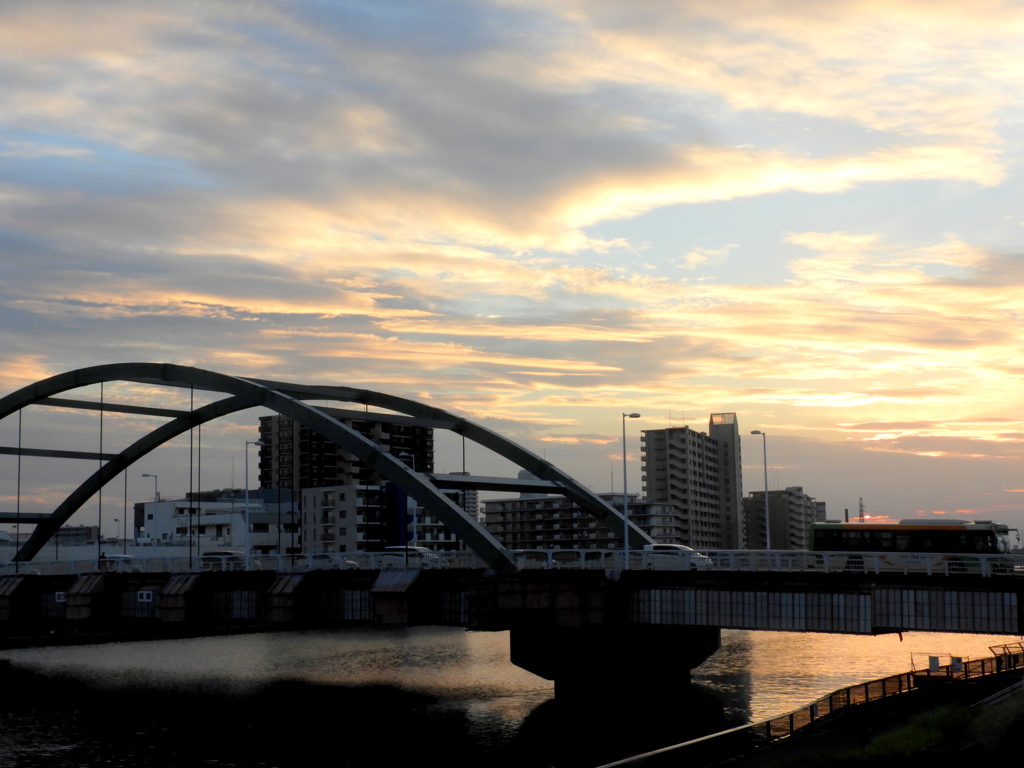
(0, 363), (652, 573)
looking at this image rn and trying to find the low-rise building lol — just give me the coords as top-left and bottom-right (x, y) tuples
(134, 488), (299, 555)
(483, 491), (685, 549)
(301, 482), (463, 554)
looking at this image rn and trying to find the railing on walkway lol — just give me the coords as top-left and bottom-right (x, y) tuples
(750, 670), (918, 746)
(595, 642), (1024, 767)
(512, 549), (1024, 576)
(1, 548), (1022, 577)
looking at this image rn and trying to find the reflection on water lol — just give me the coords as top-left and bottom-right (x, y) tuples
(0, 627), (1018, 767)
(693, 629), (1018, 724)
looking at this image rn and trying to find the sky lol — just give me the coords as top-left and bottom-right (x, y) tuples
(1, 0), (1024, 534)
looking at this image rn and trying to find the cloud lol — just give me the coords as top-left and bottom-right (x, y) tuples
(2, 1), (1024, 529)
(537, 435), (618, 445)
(0, 0), (1012, 258)
(0, 355), (57, 390)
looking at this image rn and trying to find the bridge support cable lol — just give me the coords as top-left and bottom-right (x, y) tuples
(96, 381), (104, 564)
(188, 387), (195, 569)
(0, 363), (653, 572)
(121, 467), (129, 556)
(13, 392), (255, 562)
(14, 409), (21, 574)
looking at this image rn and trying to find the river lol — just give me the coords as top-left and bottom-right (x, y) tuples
(0, 628), (1017, 767)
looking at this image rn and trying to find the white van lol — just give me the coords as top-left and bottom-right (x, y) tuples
(380, 546), (438, 569)
(642, 543), (712, 571)
(199, 550), (246, 571)
(99, 554), (142, 572)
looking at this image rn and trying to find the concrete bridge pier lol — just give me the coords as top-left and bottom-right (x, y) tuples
(509, 624), (721, 700)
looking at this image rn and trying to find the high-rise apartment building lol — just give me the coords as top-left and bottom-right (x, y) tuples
(258, 415), (433, 491)
(258, 415), (434, 553)
(641, 414), (744, 549)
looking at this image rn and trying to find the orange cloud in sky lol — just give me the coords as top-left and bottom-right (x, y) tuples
(537, 435), (618, 445)
(0, 355), (56, 390)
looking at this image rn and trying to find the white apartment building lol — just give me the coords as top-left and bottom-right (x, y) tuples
(641, 414), (745, 549)
(134, 489), (299, 555)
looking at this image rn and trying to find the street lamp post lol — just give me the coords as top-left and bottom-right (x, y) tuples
(622, 412), (641, 568)
(245, 440), (266, 571)
(141, 473), (159, 502)
(750, 430), (770, 550)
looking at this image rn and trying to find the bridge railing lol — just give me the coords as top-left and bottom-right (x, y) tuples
(251, 551), (486, 571)
(1, 549), (1022, 576)
(703, 550), (1022, 577)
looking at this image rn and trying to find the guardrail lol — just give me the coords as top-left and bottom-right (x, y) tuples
(1, 549), (1022, 576)
(596, 642), (1024, 767)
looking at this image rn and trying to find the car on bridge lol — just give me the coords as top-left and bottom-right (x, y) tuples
(380, 546), (438, 569)
(99, 554), (141, 573)
(643, 543), (713, 571)
(199, 550), (247, 571)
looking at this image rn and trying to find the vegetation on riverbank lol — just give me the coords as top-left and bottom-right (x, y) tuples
(767, 686), (1024, 767)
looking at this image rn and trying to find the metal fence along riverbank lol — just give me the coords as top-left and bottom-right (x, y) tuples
(599, 641), (1024, 767)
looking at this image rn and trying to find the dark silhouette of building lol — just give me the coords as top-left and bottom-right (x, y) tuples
(258, 415), (434, 552)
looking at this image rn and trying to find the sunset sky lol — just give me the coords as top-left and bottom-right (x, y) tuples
(2, 1), (1023, 533)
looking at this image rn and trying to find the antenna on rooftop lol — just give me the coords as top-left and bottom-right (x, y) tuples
(859, 497), (865, 522)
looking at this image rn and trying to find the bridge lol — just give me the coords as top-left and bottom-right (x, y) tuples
(0, 362), (654, 571)
(2, 550), (1022, 697)
(0, 364), (1021, 697)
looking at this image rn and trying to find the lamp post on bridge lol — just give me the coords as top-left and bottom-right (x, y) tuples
(750, 430), (770, 550)
(622, 412), (641, 568)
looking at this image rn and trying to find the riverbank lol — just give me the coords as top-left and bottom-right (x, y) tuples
(728, 671), (1024, 767)
(598, 644), (1024, 768)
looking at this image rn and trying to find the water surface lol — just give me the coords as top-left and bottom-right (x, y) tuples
(0, 628), (1015, 767)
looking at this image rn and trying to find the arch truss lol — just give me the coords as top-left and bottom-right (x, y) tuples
(0, 363), (652, 573)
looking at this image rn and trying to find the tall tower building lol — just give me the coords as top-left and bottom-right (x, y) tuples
(641, 413), (744, 549)
(709, 413), (744, 549)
